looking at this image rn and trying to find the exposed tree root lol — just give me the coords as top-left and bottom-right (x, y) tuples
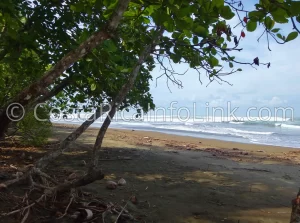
(1, 180), (136, 223)
(56, 191), (75, 219)
(2, 194), (46, 217)
(0, 167), (138, 222)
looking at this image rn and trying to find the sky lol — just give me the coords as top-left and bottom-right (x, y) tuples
(149, 2), (300, 118)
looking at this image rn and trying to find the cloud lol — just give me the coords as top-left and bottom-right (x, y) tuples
(257, 96), (288, 106)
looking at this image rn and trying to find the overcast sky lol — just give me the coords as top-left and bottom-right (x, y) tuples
(149, 2), (300, 118)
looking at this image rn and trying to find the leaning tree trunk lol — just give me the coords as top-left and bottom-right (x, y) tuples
(290, 188), (300, 223)
(89, 27), (164, 171)
(0, 77), (72, 139)
(0, 115), (11, 139)
(1, 28), (164, 197)
(1, 105), (108, 189)
(0, 0), (131, 137)
(30, 76), (72, 108)
(35, 106), (109, 169)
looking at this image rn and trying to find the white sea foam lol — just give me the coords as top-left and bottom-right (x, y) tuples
(281, 124), (300, 129)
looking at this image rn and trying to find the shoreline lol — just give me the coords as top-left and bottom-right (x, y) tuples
(52, 123), (300, 165)
(52, 122), (299, 152)
(51, 116), (300, 149)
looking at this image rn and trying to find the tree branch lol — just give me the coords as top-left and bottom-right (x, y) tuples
(1, 0), (131, 116)
(291, 17), (300, 34)
(89, 27), (164, 171)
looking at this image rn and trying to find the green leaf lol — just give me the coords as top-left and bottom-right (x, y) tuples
(192, 36), (199, 45)
(91, 83), (96, 91)
(264, 16), (274, 30)
(229, 62), (233, 68)
(70, 2), (85, 12)
(210, 56), (219, 67)
(172, 32), (181, 39)
(177, 7), (192, 17)
(213, 0), (224, 7)
(276, 33), (285, 41)
(143, 17), (151, 24)
(160, 11), (175, 32)
(211, 47), (217, 55)
(286, 31), (298, 42)
(271, 8), (289, 23)
(216, 37), (225, 45)
(193, 25), (208, 37)
(70, 5), (76, 11)
(220, 6), (235, 20)
(120, 68), (130, 72)
(163, 20), (175, 32)
(290, 1), (300, 17)
(183, 29), (192, 38)
(271, 28), (280, 33)
(104, 40), (117, 52)
(237, 68), (242, 71)
(259, 0), (270, 8)
(170, 52), (182, 63)
(246, 21), (257, 32)
(248, 11), (265, 22)
(296, 16), (300, 23)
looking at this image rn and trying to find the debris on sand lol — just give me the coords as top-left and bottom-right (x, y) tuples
(79, 160), (87, 166)
(130, 195), (138, 204)
(118, 178), (126, 186)
(106, 181), (118, 190)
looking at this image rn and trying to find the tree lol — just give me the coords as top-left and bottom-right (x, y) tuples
(2, 0), (300, 137)
(0, 0), (131, 137)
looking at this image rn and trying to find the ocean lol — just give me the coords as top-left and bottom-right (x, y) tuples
(52, 114), (300, 148)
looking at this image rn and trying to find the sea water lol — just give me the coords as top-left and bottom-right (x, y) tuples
(52, 114), (300, 148)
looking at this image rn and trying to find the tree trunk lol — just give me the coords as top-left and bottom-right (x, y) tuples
(51, 169), (104, 194)
(290, 188), (300, 223)
(30, 76), (72, 107)
(89, 28), (164, 171)
(35, 106), (109, 169)
(0, 115), (11, 139)
(0, 77), (71, 139)
(0, 0), (130, 137)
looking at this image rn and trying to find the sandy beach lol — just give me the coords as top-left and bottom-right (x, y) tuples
(1, 124), (300, 222)
(37, 124), (299, 222)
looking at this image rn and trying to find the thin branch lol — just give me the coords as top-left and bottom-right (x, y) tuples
(291, 17), (300, 34)
(257, 29), (266, 42)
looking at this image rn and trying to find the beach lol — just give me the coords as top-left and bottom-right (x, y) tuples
(46, 124), (300, 222)
(53, 115), (300, 148)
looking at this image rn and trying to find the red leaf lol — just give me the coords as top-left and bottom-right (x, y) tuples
(241, 31), (245, 38)
(243, 17), (248, 23)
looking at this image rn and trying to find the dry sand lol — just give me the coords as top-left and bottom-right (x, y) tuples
(28, 125), (300, 222)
